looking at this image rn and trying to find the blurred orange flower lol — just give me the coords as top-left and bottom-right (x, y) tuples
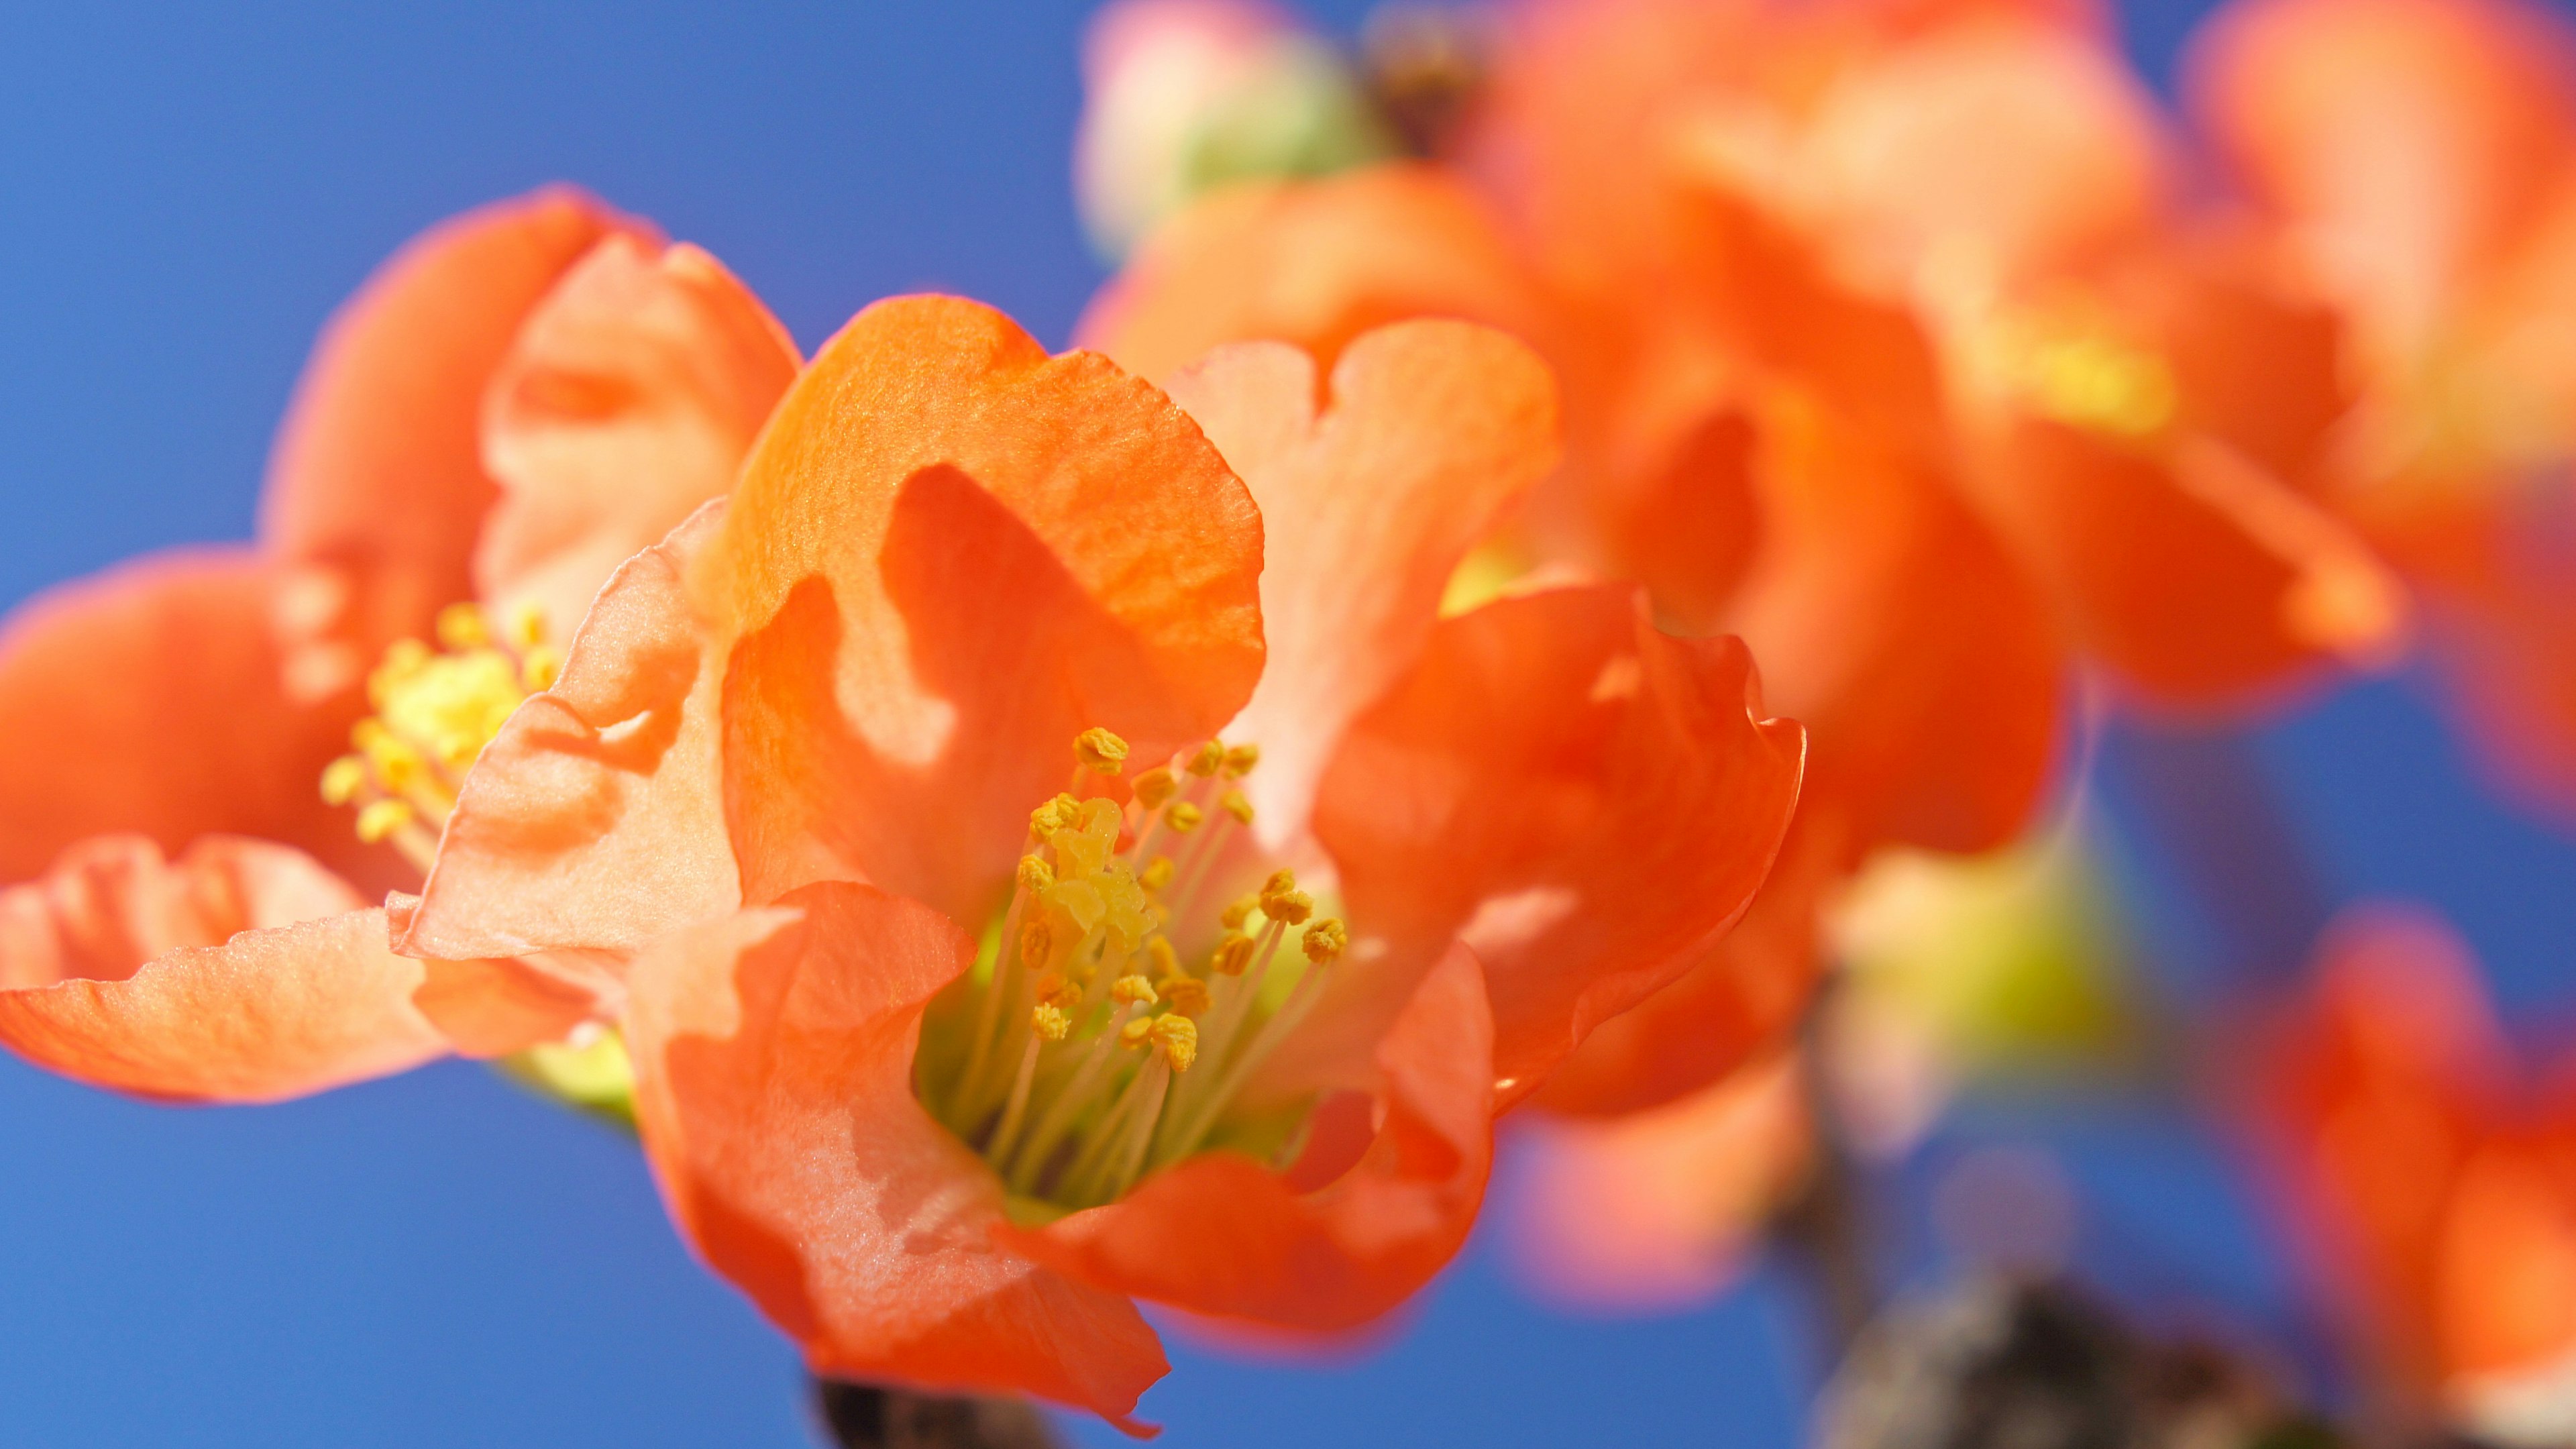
(2191, 0), (2576, 818)
(394, 294), (1805, 1424)
(0, 187), (797, 1101)
(2253, 907), (2576, 1443)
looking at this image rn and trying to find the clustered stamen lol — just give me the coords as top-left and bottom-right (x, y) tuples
(319, 602), (559, 872)
(923, 727), (1345, 1214)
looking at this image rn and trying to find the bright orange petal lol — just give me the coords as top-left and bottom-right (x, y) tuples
(1305, 585), (1805, 1110)
(0, 835), (443, 1102)
(260, 187), (649, 702)
(706, 296), (1265, 924)
(2187, 0), (2576, 352)
(1530, 812), (1836, 1117)
(624, 881), (1169, 1424)
(1163, 321), (1560, 835)
(1733, 410), (2063, 856)
(1008, 941), (1494, 1334)
(1077, 164), (1546, 385)
(399, 502), (737, 961)
(0, 547), (379, 888)
(474, 236), (799, 640)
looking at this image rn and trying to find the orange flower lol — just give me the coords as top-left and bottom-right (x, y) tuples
(0, 186), (797, 1101)
(2190, 0), (2576, 815)
(396, 294), (1805, 1423)
(2252, 907), (2576, 1442)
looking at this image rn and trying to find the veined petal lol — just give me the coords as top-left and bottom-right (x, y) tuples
(260, 186), (649, 702)
(0, 547), (373, 889)
(1077, 164), (1546, 384)
(624, 881), (1168, 1425)
(400, 502), (737, 962)
(703, 296), (1264, 922)
(475, 236), (799, 640)
(1165, 322), (1560, 837)
(1304, 585), (1806, 1110)
(1005, 941), (1493, 1333)
(0, 836), (444, 1102)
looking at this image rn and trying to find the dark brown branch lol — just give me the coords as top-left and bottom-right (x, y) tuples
(810, 1379), (1065, 1449)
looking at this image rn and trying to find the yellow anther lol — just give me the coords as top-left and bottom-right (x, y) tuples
(1029, 793), (1080, 839)
(520, 645), (564, 694)
(1302, 918), (1348, 965)
(1120, 1016), (1156, 1050)
(507, 603), (548, 650)
(1152, 1014), (1199, 1072)
(356, 798), (415, 844)
(1210, 932), (1258, 977)
(1144, 937), (1179, 977)
(1111, 974), (1159, 1007)
(1258, 869), (1313, 925)
(1133, 767), (1177, 810)
(1220, 894), (1259, 930)
(1160, 977), (1212, 1018)
(366, 639), (431, 707)
(1075, 727), (1130, 776)
(319, 756), (368, 807)
(1017, 854), (1055, 894)
(1032, 971), (1082, 1011)
(1220, 790), (1254, 825)
(1032, 1003), (1072, 1042)
(1020, 918), (1055, 971)
(1140, 855), (1175, 893)
(435, 602), (489, 650)
(1187, 741), (1226, 777)
(1222, 743), (1260, 778)
(1166, 801), (1205, 834)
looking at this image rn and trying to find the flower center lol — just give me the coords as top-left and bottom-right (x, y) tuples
(320, 602), (561, 873)
(1970, 305), (2179, 441)
(918, 729), (1348, 1218)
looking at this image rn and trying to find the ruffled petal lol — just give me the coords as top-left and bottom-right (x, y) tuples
(0, 547), (371, 887)
(704, 296), (1265, 922)
(624, 881), (1168, 1423)
(1162, 322), (1560, 836)
(0, 835), (443, 1101)
(1529, 812), (1836, 1118)
(1305, 585), (1806, 1109)
(1077, 164), (1547, 384)
(474, 236), (799, 640)
(260, 187), (647, 702)
(1005, 941), (1494, 1334)
(399, 502), (737, 961)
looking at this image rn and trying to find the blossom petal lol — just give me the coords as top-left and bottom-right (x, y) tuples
(1305, 585), (1806, 1110)
(704, 296), (1265, 922)
(1736, 413), (2064, 855)
(1529, 812), (1835, 1118)
(2187, 0), (2576, 352)
(474, 236), (799, 641)
(624, 881), (1168, 1424)
(1163, 322), (1560, 836)
(400, 501), (737, 961)
(0, 835), (443, 1102)
(1077, 164), (1546, 384)
(0, 547), (374, 888)
(261, 187), (647, 702)
(1006, 940), (1493, 1333)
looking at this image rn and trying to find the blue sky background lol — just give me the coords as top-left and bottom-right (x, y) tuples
(3, 1), (2569, 1445)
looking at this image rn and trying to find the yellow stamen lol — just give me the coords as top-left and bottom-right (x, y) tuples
(1209, 932), (1258, 977)
(1120, 1016), (1155, 1050)
(520, 645), (564, 694)
(1220, 894), (1259, 930)
(355, 798), (415, 844)
(1161, 977), (1212, 1018)
(1074, 727), (1130, 776)
(1133, 767), (1177, 810)
(1302, 918), (1349, 965)
(1032, 1004), (1071, 1041)
(1187, 741), (1226, 777)
(1110, 974), (1159, 1008)
(1166, 801), (1205, 834)
(1152, 1014), (1198, 1073)
(319, 756), (368, 807)
(1220, 790), (1254, 826)
(1029, 793), (1081, 839)
(435, 602), (489, 649)
(1221, 743), (1260, 778)
(1020, 918), (1055, 972)
(1018, 854), (1055, 894)
(507, 603), (548, 650)
(1140, 855), (1175, 892)
(1144, 937), (1179, 977)
(1258, 870), (1313, 926)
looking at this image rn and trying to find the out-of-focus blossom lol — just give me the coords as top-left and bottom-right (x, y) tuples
(1075, 0), (1396, 261)
(0, 188), (797, 1102)
(2252, 907), (2576, 1446)
(393, 295), (1805, 1424)
(2189, 0), (2576, 820)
